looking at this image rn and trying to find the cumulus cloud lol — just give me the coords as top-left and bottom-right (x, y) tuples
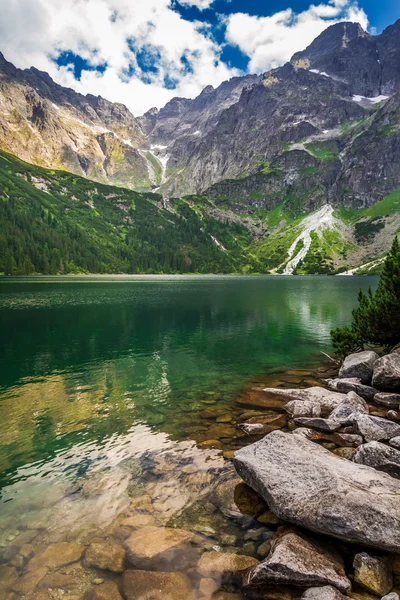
(0, 0), (236, 115)
(225, 0), (369, 73)
(0, 0), (369, 115)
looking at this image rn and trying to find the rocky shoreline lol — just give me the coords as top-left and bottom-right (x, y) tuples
(233, 349), (400, 600)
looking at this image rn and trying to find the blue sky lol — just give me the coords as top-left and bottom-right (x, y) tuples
(0, 0), (398, 114)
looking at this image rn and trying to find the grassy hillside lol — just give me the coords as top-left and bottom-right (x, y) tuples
(0, 151), (255, 275)
(0, 149), (398, 276)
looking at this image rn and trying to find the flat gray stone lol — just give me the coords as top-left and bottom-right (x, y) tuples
(242, 532), (351, 593)
(233, 430), (400, 552)
(293, 417), (341, 432)
(302, 586), (351, 600)
(327, 377), (377, 401)
(262, 387), (346, 417)
(339, 351), (379, 384)
(329, 391), (368, 425)
(382, 594), (400, 600)
(352, 441), (400, 478)
(373, 354), (400, 391)
(353, 414), (400, 442)
(374, 392), (400, 408)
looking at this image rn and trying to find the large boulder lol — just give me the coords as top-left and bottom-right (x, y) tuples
(339, 351), (379, 384)
(353, 552), (393, 595)
(353, 414), (400, 442)
(327, 378), (377, 401)
(242, 532), (351, 593)
(372, 354), (400, 391)
(263, 387), (346, 417)
(352, 441), (400, 478)
(233, 430), (400, 552)
(374, 392), (400, 408)
(302, 586), (351, 600)
(329, 392), (368, 426)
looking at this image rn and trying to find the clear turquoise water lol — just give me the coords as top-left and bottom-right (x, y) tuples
(0, 275), (376, 492)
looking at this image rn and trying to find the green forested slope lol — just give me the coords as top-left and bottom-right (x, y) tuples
(0, 151), (253, 275)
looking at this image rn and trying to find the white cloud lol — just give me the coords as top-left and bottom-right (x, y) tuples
(0, 0), (369, 116)
(225, 0), (369, 73)
(0, 0), (236, 115)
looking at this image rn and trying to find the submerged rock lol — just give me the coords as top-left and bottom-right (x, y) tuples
(327, 378), (377, 401)
(372, 355), (400, 391)
(197, 551), (259, 576)
(339, 351), (379, 384)
(262, 387), (346, 417)
(27, 542), (85, 571)
(352, 441), (400, 478)
(353, 414), (400, 442)
(302, 586), (351, 599)
(353, 552), (393, 595)
(242, 532), (351, 593)
(382, 594), (400, 600)
(124, 526), (194, 567)
(233, 430), (400, 552)
(84, 540), (125, 572)
(11, 567), (48, 596)
(122, 570), (194, 600)
(84, 580), (122, 600)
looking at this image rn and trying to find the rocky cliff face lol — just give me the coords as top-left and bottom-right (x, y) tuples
(0, 52), (152, 189)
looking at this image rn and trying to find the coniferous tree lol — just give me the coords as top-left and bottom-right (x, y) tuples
(331, 237), (400, 355)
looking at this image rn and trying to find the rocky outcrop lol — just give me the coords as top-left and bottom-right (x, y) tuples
(242, 532), (351, 593)
(338, 351), (379, 384)
(233, 430), (400, 552)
